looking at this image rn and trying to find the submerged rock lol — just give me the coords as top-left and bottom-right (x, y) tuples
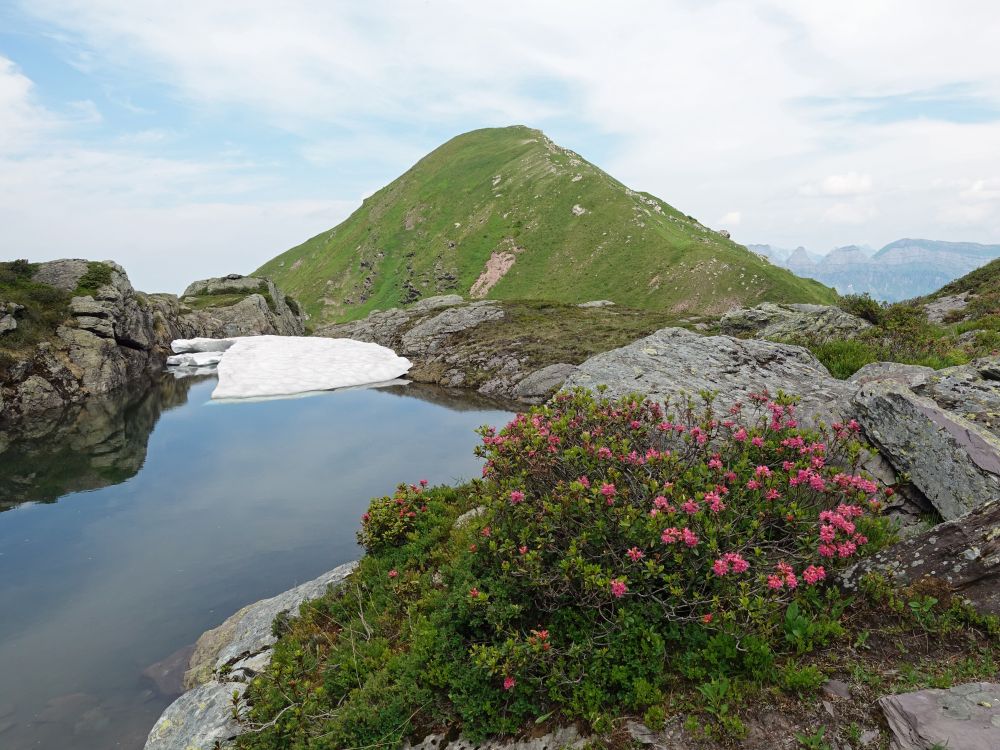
(146, 562), (356, 750)
(879, 682), (1000, 750)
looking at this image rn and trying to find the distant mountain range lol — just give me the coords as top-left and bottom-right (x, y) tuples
(256, 126), (834, 325)
(747, 239), (1000, 302)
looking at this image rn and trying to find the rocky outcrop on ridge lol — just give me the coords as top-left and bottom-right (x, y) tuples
(0, 261), (304, 422)
(720, 302), (872, 342)
(879, 682), (1000, 750)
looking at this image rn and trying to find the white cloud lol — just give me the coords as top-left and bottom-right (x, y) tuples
(719, 211), (742, 227)
(4, 0), (1000, 284)
(800, 172), (873, 197)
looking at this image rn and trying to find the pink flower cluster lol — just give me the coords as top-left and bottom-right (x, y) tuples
(817, 504), (868, 558)
(712, 552), (749, 577)
(661, 527), (699, 547)
(610, 578), (628, 598)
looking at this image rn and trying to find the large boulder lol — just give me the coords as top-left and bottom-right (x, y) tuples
(721, 302), (872, 342)
(879, 682), (1000, 750)
(561, 327), (855, 427)
(853, 381), (1000, 520)
(841, 501), (1000, 616)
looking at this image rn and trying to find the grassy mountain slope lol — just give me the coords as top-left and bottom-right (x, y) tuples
(925, 256), (1000, 324)
(256, 126), (834, 324)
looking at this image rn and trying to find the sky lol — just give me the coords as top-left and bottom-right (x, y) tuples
(2, 0), (1000, 293)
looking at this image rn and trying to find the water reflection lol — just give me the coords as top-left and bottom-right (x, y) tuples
(0, 375), (211, 510)
(0, 376), (514, 750)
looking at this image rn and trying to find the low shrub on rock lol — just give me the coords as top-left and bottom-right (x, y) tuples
(239, 389), (895, 749)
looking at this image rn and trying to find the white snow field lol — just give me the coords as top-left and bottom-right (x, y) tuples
(166, 335), (412, 399)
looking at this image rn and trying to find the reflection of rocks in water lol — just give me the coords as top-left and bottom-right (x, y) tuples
(0, 375), (211, 510)
(378, 381), (523, 414)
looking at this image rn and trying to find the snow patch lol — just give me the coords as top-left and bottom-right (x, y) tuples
(212, 336), (411, 400)
(172, 337), (238, 354)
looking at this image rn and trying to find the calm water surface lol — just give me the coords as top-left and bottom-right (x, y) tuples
(0, 376), (515, 749)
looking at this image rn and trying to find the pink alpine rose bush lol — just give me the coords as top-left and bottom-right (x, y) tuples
(463, 389), (892, 719)
(357, 482), (429, 552)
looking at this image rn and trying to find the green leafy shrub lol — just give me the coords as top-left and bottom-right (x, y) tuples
(240, 390), (894, 749)
(74, 261), (114, 295)
(357, 481), (430, 552)
(838, 293), (884, 324)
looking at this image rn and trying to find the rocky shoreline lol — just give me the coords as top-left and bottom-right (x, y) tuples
(0, 260), (304, 422)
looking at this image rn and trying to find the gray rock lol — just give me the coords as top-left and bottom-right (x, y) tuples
(822, 679), (852, 700)
(849, 362), (934, 389)
(0, 314), (17, 335)
(401, 301), (504, 354)
(410, 294), (465, 312)
(184, 561), (357, 689)
(562, 327), (855, 427)
(721, 302), (872, 342)
(918, 357), (1000, 441)
(879, 682), (1000, 750)
(143, 681), (245, 750)
(578, 299), (615, 308)
(179, 275), (305, 338)
(841, 500), (1000, 616)
(925, 293), (970, 324)
(853, 382), (1000, 520)
(69, 296), (109, 316)
(75, 314), (115, 338)
(31, 258), (90, 291)
(512, 363), (579, 403)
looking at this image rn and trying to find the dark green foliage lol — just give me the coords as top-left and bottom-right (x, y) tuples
(238, 390), (895, 749)
(74, 261), (114, 296)
(837, 294), (883, 325)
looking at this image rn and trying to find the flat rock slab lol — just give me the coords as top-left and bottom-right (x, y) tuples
(562, 326), (854, 426)
(144, 681), (245, 750)
(721, 302), (872, 342)
(880, 682), (1000, 750)
(211, 336), (412, 399)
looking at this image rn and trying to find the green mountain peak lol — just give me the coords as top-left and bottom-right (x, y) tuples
(256, 126), (835, 323)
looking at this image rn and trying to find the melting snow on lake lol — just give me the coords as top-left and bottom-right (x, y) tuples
(168, 336), (412, 399)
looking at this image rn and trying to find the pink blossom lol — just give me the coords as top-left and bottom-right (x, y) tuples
(724, 552), (749, 573)
(503, 676), (516, 691)
(746, 479), (761, 490)
(682, 528), (699, 547)
(751, 436), (764, 447)
(661, 527), (682, 544)
(681, 500), (700, 515)
(388, 569), (399, 579)
(819, 525), (836, 543)
(785, 573), (799, 589)
(712, 558), (730, 576)
(597, 447), (613, 459)
(653, 496), (672, 510)
(480, 526), (491, 537)
(510, 490), (525, 504)
(818, 543), (837, 558)
(708, 457), (723, 470)
(803, 565), (826, 585)
(626, 547), (645, 562)
(578, 475), (590, 488)
(519, 545), (528, 555)
(765, 488), (781, 501)
(600, 483), (617, 500)
(767, 575), (784, 590)
(419, 479), (428, 487)
(733, 428), (748, 442)
(755, 465), (772, 477)
(610, 579), (627, 598)
(704, 491), (726, 514)
(469, 587), (480, 598)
